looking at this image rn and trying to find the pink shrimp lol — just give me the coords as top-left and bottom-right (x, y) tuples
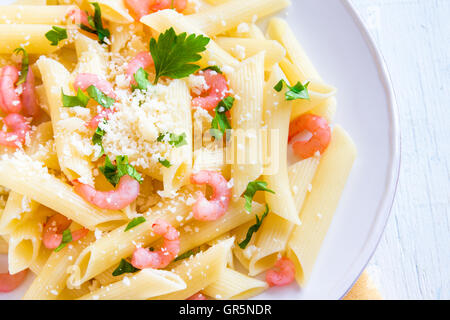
(187, 293), (207, 300)
(126, 51), (154, 81)
(21, 68), (40, 117)
(0, 65), (22, 114)
(0, 270), (28, 293)
(266, 257), (296, 287)
(190, 170), (231, 221)
(191, 70), (229, 111)
(73, 73), (117, 99)
(66, 7), (90, 26)
(0, 113), (30, 149)
(42, 214), (88, 250)
(125, 0), (187, 19)
(131, 219), (180, 269)
(288, 114), (331, 160)
(87, 107), (114, 129)
(73, 175), (140, 210)
(149, 0), (187, 12)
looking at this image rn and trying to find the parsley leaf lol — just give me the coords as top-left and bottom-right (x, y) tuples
(86, 85), (115, 109)
(125, 216), (146, 231)
(61, 88), (90, 108)
(150, 27), (210, 84)
(157, 132), (188, 148)
(79, 2), (110, 44)
(92, 122), (106, 157)
(211, 96), (234, 139)
(174, 249), (199, 262)
(158, 158), (172, 168)
(238, 204), (269, 249)
(45, 26), (68, 46)
(274, 79), (310, 101)
(243, 181), (275, 213)
(202, 65), (223, 74)
(112, 259), (139, 276)
(13, 48), (29, 85)
(131, 68), (150, 91)
(55, 229), (73, 252)
(99, 155), (143, 187)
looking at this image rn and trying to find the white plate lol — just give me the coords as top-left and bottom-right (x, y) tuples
(0, 0), (400, 300)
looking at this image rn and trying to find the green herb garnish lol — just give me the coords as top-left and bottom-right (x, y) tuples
(86, 85), (115, 109)
(158, 158), (172, 168)
(243, 181), (275, 213)
(79, 2), (110, 44)
(274, 79), (310, 101)
(13, 48), (29, 85)
(174, 249), (198, 262)
(157, 132), (188, 148)
(125, 217), (146, 231)
(54, 229), (73, 252)
(238, 204), (269, 249)
(92, 122), (106, 157)
(131, 68), (150, 92)
(45, 26), (68, 46)
(211, 96), (234, 139)
(202, 65), (223, 74)
(99, 155), (143, 187)
(61, 88), (90, 108)
(112, 259), (139, 276)
(150, 27), (210, 84)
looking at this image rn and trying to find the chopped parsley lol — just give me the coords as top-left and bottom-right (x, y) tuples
(79, 2), (110, 44)
(202, 65), (223, 74)
(99, 155), (143, 187)
(158, 158), (172, 168)
(61, 88), (90, 108)
(45, 26), (68, 46)
(174, 249), (198, 262)
(92, 122), (106, 157)
(112, 259), (139, 276)
(157, 132), (188, 148)
(131, 67), (150, 91)
(54, 229), (72, 252)
(150, 27), (210, 84)
(125, 216), (146, 231)
(274, 79), (310, 101)
(238, 204), (270, 249)
(243, 181), (275, 213)
(86, 85), (115, 109)
(211, 96), (234, 139)
(13, 48), (29, 85)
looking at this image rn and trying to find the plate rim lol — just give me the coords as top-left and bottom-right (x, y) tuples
(335, 0), (401, 299)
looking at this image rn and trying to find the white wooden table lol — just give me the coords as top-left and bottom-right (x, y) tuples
(349, 0), (449, 300)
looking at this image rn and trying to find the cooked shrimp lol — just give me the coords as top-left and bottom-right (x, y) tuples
(0, 270), (27, 293)
(66, 7), (90, 26)
(288, 114), (331, 160)
(0, 65), (22, 114)
(265, 257), (296, 287)
(87, 107), (114, 129)
(125, 0), (187, 19)
(126, 52), (154, 81)
(187, 293), (207, 300)
(131, 219), (180, 269)
(73, 175), (140, 210)
(73, 73), (117, 99)
(42, 213), (88, 250)
(21, 68), (40, 117)
(190, 170), (231, 221)
(191, 70), (229, 111)
(0, 113), (30, 148)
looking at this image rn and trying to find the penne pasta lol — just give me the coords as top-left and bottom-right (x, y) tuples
(287, 126), (357, 285)
(95, 0), (134, 24)
(186, 0), (291, 36)
(78, 269), (186, 300)
(216, 37), (286, 70)
(0, 5), (74, 24)
(202, 268), (267, 299)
